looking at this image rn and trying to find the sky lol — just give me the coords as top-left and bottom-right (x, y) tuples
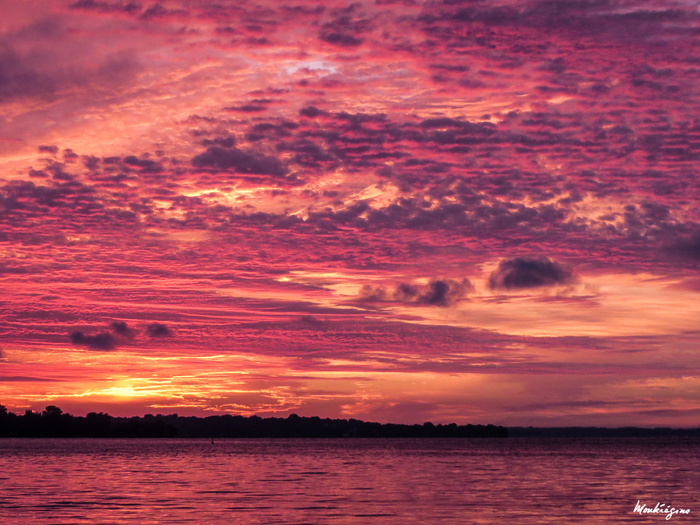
(0, 0), (698, 427)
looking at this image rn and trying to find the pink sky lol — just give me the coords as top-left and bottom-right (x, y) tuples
(0, 0), (698, 426)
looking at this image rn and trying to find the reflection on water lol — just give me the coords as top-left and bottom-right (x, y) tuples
(0, 438), (697, 524)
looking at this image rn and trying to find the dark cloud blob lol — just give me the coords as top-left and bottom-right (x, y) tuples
(228, 104), (267, 112)
(299, 106), (326, 118)
(38, 145), (59, 155)
(69, 330), (116, 350)
(488, 257), (574, 290)
(110, 320), (129, 334)
(225, 99), (277, 113)
(123, 155), (163, 173)
(360, 278), (473, 306)
(319, 31), (362, 47)
(192, 146), (287, 177)
(146, 322), (172, 337)
(110, 320), (135, 337)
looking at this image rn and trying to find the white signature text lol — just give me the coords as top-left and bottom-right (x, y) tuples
(634, 500), (690, 520)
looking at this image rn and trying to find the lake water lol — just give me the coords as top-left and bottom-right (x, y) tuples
(0, 437), (697, 524)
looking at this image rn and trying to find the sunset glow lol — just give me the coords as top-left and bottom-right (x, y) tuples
(1, 0), (699, 427)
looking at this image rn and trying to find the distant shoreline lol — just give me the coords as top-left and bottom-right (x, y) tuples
(1, 405), (506, 438)
(2, 405), (699, 439)
(2, 432), (699, 439)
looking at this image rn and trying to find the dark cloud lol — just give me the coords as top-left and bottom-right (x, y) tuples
(110, 320), (129, 334)
(359, 278), (473, 306)
(276, 139), (334, 168)
(141, 3), (183, 20)
(246, 121), (298, 142)
(0, 34), (141, 107)
(299, 106), (326, 118)
(668, 235), (700, 261)
(424, 0), (696, 39)
(319, 14), (370, 47)
(69, 0), (142, 14)
(38, 145), (59, 155)
(420, 117), (479, 129)
(69, 330), (116, 350)
(146, 322), (172, 337)
(201, 136), (236, 148)
(228, 104), (267, 112)
(192, 146), (287, 177)
(225, 99), (278, 113)
(123, 155), (163, 173)
(0, 45), (55, 102)
(319, 31), (362, 47)
(82, 155), (101, 171)
(489, 257), (574, 290)
(0, 179), (102, 216)
(110, 320), (135, 338)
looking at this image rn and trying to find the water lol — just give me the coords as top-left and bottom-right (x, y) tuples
(0, 438), (697, 524)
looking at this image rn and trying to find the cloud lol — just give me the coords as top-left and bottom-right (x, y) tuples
(146, 322), (172, 337)
(69, 330), (116, 350)
(225, 99), (279, 113)
(201, 136), (236, 148)
(0, 35), (141, 105)
(123, 155), (163, 173)
(0, 44), (56, 102)
(110, 320), (135, 337)
(488, 257), (574, 290)
(318, 12), (371, 47)
(360, 278), (473, 306)
(300, 106), (326, 118)
(0, 179), (102, 217)
(0, 376), (61, 382)
(38, 145), (59, 155)
(422, 0), (696, 40)
(667, 235), (700, 261)
(192, 146), (287, 177)
(69, 1), (142, 14)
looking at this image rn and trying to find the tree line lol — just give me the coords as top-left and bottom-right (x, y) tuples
(0, 405), (508, 438)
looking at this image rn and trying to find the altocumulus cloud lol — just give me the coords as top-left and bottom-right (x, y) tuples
(192, 146), (287, 177)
